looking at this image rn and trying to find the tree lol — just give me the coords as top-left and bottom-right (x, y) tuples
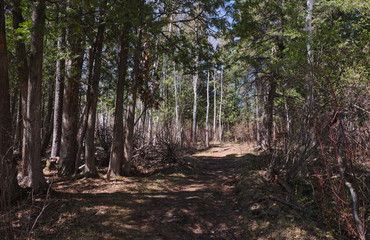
(25, 0), (47, 192)
(213, 68), (217, 141)
(12, 0), (30, 177)
(123, 15), (143, 175)
(58, 0), (84, 176)
(51, 4), (65, 159)
(0, 0), (20, 205)
(108, 19), (131, 178)
(219, 68), (223, 143)
(84, 3), (106, 177)
(205, 70), (210, 147)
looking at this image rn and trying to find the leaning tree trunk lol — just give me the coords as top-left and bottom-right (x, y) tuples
(51, 12), (65, 158)
(84, 15), (105, 177)
(108, 21), (131, 179)
(25, 0), (47, 192)
(123, 25), (142, 176)
(12, 0), (30, 177)
(58, 2), (83, 176)
(0, 1), (20, 205)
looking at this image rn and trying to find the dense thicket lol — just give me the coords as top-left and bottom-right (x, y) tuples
(0, 0), (368, 238)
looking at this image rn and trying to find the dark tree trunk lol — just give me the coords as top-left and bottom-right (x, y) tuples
(58, 2), (84, 176)
(265, 78), (276, 151)
(12, 0), (30, 176)
(255, 78), (261, 146)
(0, 0), (20, 205)
(14, 90), (22, 148)
(25, 0), (47, 192)
(108, 22), (131, 178)
(260, 79), (268, 149)
(123, 25), (143, 176)
(51, 13), (65, 158)
(84, 13), (106, 177)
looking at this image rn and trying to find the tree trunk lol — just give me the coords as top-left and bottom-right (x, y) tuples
(147, 58), (159, 144)
(123, 25), (142, 176)
(25, 0), (47, 192)
(84, 14), (105, 177)
(75, 47), (95, 172)
(108, 21), (131, 178)
(192, 55), (198, 143)
(255, 78), (261, 146)
(0, 0), (20, 205)
(174, 64), (179, 142)
(205, 70), (210, 147)
(14, 90), (22, 148)
(12, 0), (30, 177)
(153, 54), (168, 144)
(51, 12), (65, 158)
(305, 0), (314, 108)
(265, 78), (276, 151)
(219, 69), (223, 143)
(41, 79), (54, 157)
(58, 2), (83, 176)
(213, 69), (217, 141)
(304, 0), (315, 140)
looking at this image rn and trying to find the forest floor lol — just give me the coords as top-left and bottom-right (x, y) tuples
(9, 143), (337, 239)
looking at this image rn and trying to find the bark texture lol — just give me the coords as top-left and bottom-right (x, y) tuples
(213, 69), (217, 141)
(51, 15), (65, 158)
(205, 70), (210, 147)
(25, 0), (47, 192)
(59, 2), (83, 176)
(84, 13), (105, 177)
(12, 0), (30, 176)
(219, 69), (223, 143)
(108, 22), (131, 178)
(123, 25), (143, 175)
(0, 0), (20, 205)
(192, 56), (198, 143)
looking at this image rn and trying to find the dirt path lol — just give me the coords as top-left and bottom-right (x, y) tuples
(29, 145), (248, 239)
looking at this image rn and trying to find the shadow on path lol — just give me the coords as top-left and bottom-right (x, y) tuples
(29, 148), (249, 240)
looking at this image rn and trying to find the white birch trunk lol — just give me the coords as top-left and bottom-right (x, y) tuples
(305, 0), (315, 108)
(192, 56), (198, 143)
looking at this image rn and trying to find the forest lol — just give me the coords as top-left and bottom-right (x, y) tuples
(0, 0), (369, 239)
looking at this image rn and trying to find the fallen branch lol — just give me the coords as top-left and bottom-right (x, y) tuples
(28, 183), (54, 238)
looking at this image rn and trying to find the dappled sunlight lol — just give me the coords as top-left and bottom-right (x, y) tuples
(193, 143), (252, 158)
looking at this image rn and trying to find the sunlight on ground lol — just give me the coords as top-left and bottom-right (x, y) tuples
(193, 143), (253, 158)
